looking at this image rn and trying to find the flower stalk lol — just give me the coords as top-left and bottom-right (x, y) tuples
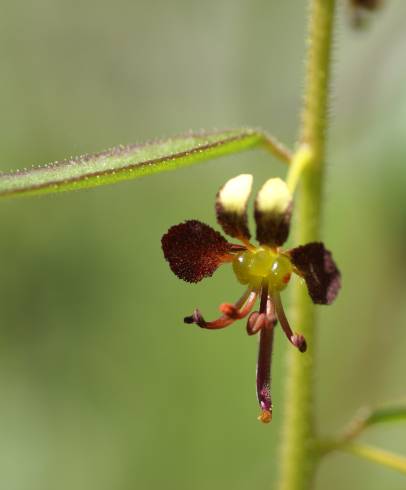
(278, 1), (336, 489)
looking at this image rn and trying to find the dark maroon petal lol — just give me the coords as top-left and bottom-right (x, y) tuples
(254, 178), (293, 247)
(289, 242), (341, 305)
(215, 174), (252, 240)
(161, 220), (232, 283)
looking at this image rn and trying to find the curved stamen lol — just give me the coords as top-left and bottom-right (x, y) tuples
(270, 290), (307, 353)
(184, 288), (258, 330)
(247, 298), (278, 336)
(247, 312), (263, 335)
(256, 281), (274, 423)
(184, 309), (235, 329)
(219, 290), (258, 319)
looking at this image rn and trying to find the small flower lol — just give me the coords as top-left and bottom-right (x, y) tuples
(161, 175), (341, 423)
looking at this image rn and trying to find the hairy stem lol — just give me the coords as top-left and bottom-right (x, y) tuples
(278, 1), (336, 489)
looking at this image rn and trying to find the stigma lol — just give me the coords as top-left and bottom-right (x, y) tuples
(232, 246), (292, 291)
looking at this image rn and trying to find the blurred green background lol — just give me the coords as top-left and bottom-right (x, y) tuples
(0, 1), (405, 489)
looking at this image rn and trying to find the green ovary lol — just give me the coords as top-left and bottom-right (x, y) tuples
(232, 247), (292, 291)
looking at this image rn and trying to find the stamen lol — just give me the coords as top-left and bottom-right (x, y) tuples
(266, 298), (278, 329)
(271, 291), (307, 353)
(184, 309), (235, 330)
(247, 312), (264, 335)
(184, 288), (258, 330)
(291, 334), (307, 353)
(247, 293), (277, 336)
(259, 280), (269, 315)
(219, 288), (251, 316)
(239, 237), (256, 251)
(229, 244), (247, 252)
(219, 290), (258, 319)
(215, 244), (247, 264)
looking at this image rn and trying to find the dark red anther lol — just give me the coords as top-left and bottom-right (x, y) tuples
(291, 334), (307, 353)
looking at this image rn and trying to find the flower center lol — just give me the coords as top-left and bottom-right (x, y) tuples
(232, 246), (292, 291)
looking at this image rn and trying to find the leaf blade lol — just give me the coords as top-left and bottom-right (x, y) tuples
(0, 128), (291, 199)
(364, 406), (406, 427)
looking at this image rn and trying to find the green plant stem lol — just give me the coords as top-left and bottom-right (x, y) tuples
(278, 1), (336, 489)
(341, 443), (406, 475)
(318, 439), (406, 475)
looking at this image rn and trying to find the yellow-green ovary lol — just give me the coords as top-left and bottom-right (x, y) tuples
(232, 247), (292, 291)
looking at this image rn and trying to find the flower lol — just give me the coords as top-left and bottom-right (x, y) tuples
(161, 175), (341, 423)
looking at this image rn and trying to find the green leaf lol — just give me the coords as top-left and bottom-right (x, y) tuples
(0, 128), (291, 199)
(364, 406), (406, 427)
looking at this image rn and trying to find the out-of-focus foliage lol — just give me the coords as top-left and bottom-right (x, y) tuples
(0, 1), (405, 489)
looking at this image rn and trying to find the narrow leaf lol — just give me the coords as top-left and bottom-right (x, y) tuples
(364, 406), (406, 427)
(343, 442), (406, 475)
(0, 128), (291, 199)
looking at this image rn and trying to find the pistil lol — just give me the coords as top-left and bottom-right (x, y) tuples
(256, 282), (277, 423)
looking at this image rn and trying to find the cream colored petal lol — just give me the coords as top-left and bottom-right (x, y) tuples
(216, 174), (253, 239)
(255, 178), (292, 246)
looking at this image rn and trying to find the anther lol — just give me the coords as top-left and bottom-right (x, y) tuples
(291, 334), (307, 353)
(184, 309), (204, 325)
(184, 308), (236, 330)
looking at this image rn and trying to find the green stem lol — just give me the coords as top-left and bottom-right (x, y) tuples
(341, 443), (406, 475)
(278, 1), (336, 489)
(319, 439), (406, 475)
